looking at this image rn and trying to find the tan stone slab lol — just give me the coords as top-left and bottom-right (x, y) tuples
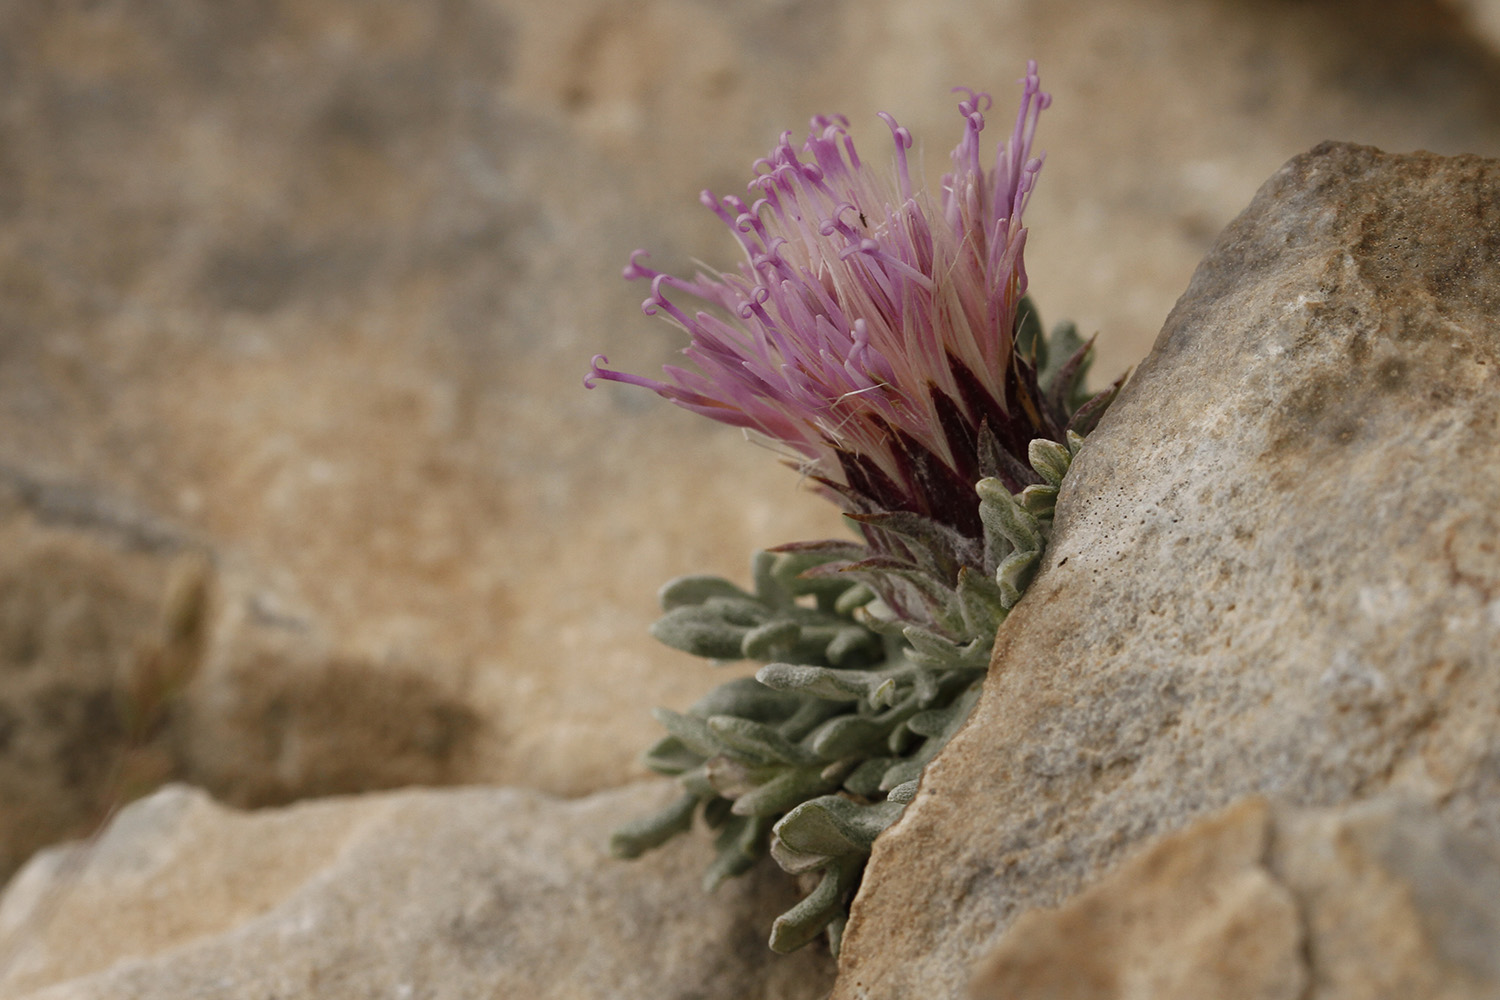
(970, 795), (1500, 1000)
(0, 782), (835, 1000)
(2, 0), (1499, 863)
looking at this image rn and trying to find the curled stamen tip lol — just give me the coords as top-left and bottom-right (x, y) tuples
(583, 354), (609, 389)
(622, 248), (657, 281)
(877, 112), (914, 149)
(735, 213), (757, 233)
(642, 275), (675, 315)
(698, 189), (719, 209)
(736, 289), (769, 319)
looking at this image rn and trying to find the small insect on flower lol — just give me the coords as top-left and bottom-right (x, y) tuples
(586, 62), (1100, 548)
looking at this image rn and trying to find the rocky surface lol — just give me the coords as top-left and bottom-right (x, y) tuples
(0, 480), (182, 877)
(1447, 0), (1500, 53)
(970, 795), (1500, 1000)
(832, 142), (1500, 998)
(0, 3), (1499, 995)
(3, 2), (1500, 879)
(0, 781), (834, 1000)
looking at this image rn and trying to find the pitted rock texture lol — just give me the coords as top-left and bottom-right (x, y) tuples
(0, 782), (834, 1000)
(832, 143), (1500, 998)
(970, 795), (1500, 1000)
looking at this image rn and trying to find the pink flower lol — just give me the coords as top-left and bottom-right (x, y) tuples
(587, 63), (1069, 539)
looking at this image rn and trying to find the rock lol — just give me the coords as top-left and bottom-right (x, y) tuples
(1445, 0), (1500, 54)
(831, 142), (1500, 998)
(0, 472), (190, 879)
(969, 795), (1500, 1000)
(4, 1), (1500, 852)
(0, 781), (835, 1000)
(0, 466), (493, 880)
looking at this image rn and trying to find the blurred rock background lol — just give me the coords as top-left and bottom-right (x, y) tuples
(0, 0), (1498, 880)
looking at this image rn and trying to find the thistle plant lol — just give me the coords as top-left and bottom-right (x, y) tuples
(587, 63), (1119, 954)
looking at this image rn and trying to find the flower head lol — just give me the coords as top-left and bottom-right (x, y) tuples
(587, 63), (1073, 539)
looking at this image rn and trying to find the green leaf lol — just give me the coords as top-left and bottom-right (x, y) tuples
(1019, 483), (1059, 516)
(768, 856), (863, 953)
(641, 735), (702, 776)
(886, 779), (919, 804)
(1067, 374), (1124, 436)
(751, 549), (792, 608)
(903, 625), (992, 670)
(650, 708), (721, 757)
(996, 548), (1040, 609)
(807, 713), (892, 760)
(688, 677), (806, 724)
(701, 795), (734, 829)
(955, 566), (1006, 638)
(707, 715), (819, 765)
(1040, 324), (1093, 415)
(741, 619), (804, 660)
(977, 480), (1044, 555)
(879, 756), (928, 789)
(843, 756), (900, 797)
(773, 794), (905, 860)
(907, 701), (968, 738)
(834, 583), (877, 616)
(610, 791), (700, 859)
(658, 574), (753, 611)
(703, 813), (772, 892)
(729, 764), (840, 817)
(649, 605), (755, 660)
(1027, 438), (1072, 487)
(756, 662), (887, 702)
(825, 624), (883, 666)
(1013, 295), (1046, 366)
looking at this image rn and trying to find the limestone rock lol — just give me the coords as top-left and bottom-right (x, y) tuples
(970, 795), (1500, 1000)
(0, 782), (835, 1000)
(969, 798), (1304, 1000)
(4, 1), (1500, 854)
(831, 143), (1500, 998)
(0, 473), (188, 879)
(1446, 0), (1500, 54)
